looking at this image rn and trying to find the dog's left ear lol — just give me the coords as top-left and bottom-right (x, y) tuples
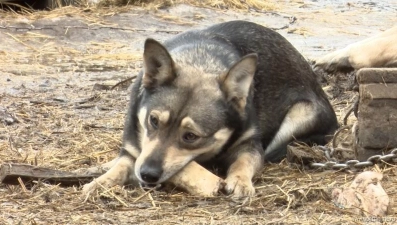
(143, 39), (176, 89)
(220, 53), (257, 111)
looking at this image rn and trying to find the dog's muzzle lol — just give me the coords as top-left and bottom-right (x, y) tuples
(139, 162), (163, 184)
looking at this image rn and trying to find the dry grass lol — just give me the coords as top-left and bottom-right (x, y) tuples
(0, 0), (278, 11)
(186, 0), (277, 11)
(84, 0), (278, 11)
(1, 1), (397, 224)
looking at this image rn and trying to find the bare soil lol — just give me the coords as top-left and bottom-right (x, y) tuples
(1, 1), (397, 224)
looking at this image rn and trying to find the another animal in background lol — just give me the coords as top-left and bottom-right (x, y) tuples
(315, 27), (397, 72)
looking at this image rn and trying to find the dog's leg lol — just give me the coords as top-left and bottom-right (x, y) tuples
(347, 35), (397, 69)
(315, 27), (397, 72)
(224, 147), (263, 197)
(264, 102), (323, 162)
(169, 161), (224, 197)
(82, 154), (137, 195)
(82, 157), (223, 197)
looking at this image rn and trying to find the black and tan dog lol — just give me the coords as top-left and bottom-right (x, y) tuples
(83, 21), (338, 198)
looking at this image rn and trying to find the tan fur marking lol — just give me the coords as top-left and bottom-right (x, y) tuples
(196, 128), (233, 162)
(123, 142), (140, 159)
(180, 117), (206, 136)
(138, 107), (147, 129)
(134, 136), (160, 180)
(214, 127), (234, 141)
(180, 117), (192, 127)
(159, 111), (170, 125)
(137, 107), (147, 146)
(151, 110), (171, 126)
(265, 102), (315, 155)
(230, 127), (256, 149)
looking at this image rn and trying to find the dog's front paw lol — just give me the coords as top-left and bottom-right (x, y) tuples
(82, 180), (100, 195)
(82, 156), (135, 196)
(224, 175), (255, 198)
(82, 176), (114, 196)
(82, 172), (126, 196)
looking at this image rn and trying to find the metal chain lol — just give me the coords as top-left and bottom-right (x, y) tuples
(310, 148), (397, 170)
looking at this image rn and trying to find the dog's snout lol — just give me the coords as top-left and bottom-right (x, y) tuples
(140, 164), (163, 184)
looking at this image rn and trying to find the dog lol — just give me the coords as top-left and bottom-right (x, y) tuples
(315, 26), (397, 72)
(83, 20), (338, 198)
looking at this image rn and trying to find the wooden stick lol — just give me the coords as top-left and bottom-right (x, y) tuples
(0, 164), (100, 187)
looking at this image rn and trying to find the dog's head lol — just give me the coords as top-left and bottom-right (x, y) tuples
(133, 38), (257, 184)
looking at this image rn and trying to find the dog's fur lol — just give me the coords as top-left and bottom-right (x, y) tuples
(315, 26), (397, 72)
(83, 21), (338, 197)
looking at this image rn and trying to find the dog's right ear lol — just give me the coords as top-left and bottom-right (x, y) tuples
(143, 39), (176, 89)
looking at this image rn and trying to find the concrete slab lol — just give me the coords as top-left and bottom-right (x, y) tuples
(356, 68), (397, 160)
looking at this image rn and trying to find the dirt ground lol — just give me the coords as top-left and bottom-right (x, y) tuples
(1, 0), (397, 224)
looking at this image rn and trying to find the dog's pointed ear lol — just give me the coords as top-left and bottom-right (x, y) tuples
(220, 53), (257, 110)
(143, 39), (176, 89)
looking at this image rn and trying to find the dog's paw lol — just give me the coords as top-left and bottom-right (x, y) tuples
(82, 180), (100, 195)
(315, 50), (353, 73)
(224, 175), (255, 198)
(82, 175), (120, 196)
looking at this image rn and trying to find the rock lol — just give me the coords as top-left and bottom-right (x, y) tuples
(332, 171), (389, 217)
(0, 107), (19, 126)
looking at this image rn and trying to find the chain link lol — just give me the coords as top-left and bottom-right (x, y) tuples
(310, 148), (397, 170)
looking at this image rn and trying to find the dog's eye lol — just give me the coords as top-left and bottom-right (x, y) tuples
(149, 115), (159, 129)
(182, 132), (199, 143)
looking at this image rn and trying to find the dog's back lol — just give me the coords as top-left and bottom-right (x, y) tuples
(163, 21), (338, 161)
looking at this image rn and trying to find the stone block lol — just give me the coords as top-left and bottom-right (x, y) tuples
(355, 68), (397, 161)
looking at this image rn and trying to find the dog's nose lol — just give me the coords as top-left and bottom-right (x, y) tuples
(140, 165), (163, 184)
